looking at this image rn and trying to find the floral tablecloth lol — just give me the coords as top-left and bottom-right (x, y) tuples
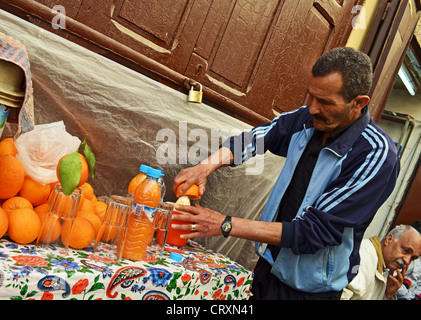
(0, 237), (253, 300)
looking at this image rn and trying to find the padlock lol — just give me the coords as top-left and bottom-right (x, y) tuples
(188, 83), (203, 103)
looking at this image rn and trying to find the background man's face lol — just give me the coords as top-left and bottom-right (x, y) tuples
(383, 230), (421, 271)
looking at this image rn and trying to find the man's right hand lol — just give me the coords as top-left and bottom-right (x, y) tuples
(173, 163), (209, 197)
(172, 146), (234, 197)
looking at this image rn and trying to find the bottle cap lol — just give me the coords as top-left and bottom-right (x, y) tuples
(148, 168), (162, 179)
(139, 164), (150, 173)
(169, 252), (183, 262)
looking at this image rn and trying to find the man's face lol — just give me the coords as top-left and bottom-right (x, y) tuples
(382, 230), (421, 271)
(307, 73), (362, 134)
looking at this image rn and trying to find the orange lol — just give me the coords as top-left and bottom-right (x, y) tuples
(35, 205), (58, 243)
(50, 181), (59, 193)
(2, 196), (33, 216)
(19, 175), (52, 206)
(91, 194), (98, 203)
(79, 198), (95, 215)
(0, 155), (25, 199)
(61, 216), (95, 249)
(0, 138), (18, 156)
(8, 208), (41, 244)
(78, 211), (101, 234)
(34, 203), (49, 216)
(79, 182), (94, 201)
(93, 202), (117, 243)
(48, 186), (83, 219)
(37, 213), (61, 244)
(175, 183), (201, 200)
(93, 201), (107, 218)
(0, 207), (8, 239)
(101, 224), (118, 243)
(98, 208), (119, 243)
(57, 153), (89, 188)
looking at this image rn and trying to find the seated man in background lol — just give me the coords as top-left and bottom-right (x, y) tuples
(341, 225), (421, 300)
(396, 221), (421, 300)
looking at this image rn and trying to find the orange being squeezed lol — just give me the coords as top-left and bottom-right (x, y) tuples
(121, 168), (161, 261)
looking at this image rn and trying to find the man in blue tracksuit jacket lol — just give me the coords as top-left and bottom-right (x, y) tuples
(172, 47), (400, 299)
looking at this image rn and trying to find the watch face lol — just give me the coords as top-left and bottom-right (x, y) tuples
(222, 222), (231, 232)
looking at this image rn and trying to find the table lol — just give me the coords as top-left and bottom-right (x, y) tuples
(0, 237), (253, 300)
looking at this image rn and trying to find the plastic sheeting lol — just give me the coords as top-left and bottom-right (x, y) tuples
(0, 9), (283, 270)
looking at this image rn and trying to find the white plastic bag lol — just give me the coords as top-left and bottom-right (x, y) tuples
(15, 121), (81, 185)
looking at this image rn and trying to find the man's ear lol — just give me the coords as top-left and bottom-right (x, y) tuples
(384, 234), (394, 246)
(353, 95), (370, 110)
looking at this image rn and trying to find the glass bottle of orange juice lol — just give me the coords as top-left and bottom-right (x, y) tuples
(121, 168), (161, 261)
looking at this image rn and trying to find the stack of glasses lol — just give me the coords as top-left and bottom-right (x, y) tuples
(0, 59), (24, 108)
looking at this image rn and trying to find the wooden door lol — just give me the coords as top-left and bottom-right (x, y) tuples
(394, 160), (421, 226)
(1, 0), (359, 124)
(183, 0), (358, 120)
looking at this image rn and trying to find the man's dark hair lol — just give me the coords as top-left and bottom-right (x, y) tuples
(312, 47), (373, 102)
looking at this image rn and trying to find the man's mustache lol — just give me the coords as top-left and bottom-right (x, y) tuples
(395, 259), (405, 269)
(313, 114), (328, 122)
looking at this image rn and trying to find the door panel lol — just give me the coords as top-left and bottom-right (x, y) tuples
(206, 0), (279, 90)
(271, 3), (335, 115)
(116, 1), (187, 49)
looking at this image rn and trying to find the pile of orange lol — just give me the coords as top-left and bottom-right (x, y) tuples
(0, 137), (106, 250)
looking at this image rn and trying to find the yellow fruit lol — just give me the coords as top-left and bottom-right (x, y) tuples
(175, 195), (191, 205)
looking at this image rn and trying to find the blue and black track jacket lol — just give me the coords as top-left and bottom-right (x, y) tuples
(222, 105), (400, 293)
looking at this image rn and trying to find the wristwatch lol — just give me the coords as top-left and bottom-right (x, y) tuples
(221, 216), (232, 238)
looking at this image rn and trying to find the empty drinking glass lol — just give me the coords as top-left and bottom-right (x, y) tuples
(94, 195), (132, 260)
(36, 183), (82, 254)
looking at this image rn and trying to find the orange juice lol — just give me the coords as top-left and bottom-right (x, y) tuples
(127, 164), (150, 197)
(156, 196), (191, 247)
(156, 209), (191, 247)
(121, 168), (161, 261)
